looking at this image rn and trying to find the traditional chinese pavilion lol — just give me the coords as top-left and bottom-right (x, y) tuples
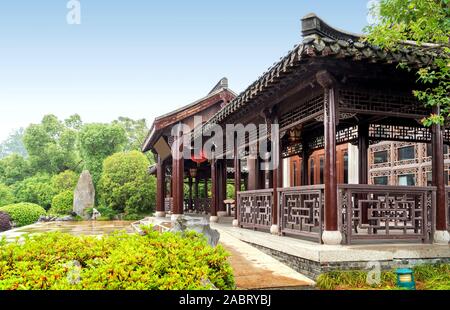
(143, 14), (449, 245)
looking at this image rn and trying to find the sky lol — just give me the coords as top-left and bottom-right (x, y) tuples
(0, 0), (371, 142)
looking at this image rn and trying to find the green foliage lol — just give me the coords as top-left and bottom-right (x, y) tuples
(11, 174), (55, 210)
(85, 206), (118, 221)
(79, 123), (127, 185)
(23, 115), (80, 174)
(0, 154), (32, 186)
(316, 264), (450, 290)
(51, 170), (78, 194)
(0, 230), (235, 290)
(0, 128), (27, 159)
(99, 151), (156, 215)
(365, 0), (450, 124)
(0, 184), (14, 208)
(49, 191), (74, 216)
(113, 117), (149, 153)
(0, 203), (46, 227)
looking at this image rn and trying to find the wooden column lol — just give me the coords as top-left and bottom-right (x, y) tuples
(247, 153), (258, 191)
(317, 71), (340, 243)
(220, 159), (227, 211)
(358, 123), (369, 184)
(271, 114), (280, 232)
(234, 137), (241, 222)
(195, 177), (199, 199)
(432, 105), (447, 233)
(358, 123), (369, 224)
(204, 176), (208, 198)
(172, 139), (184, 215)
(188, 176), (193, 212)
(156, 155), (166, 215)
(210, 158), (218, 218)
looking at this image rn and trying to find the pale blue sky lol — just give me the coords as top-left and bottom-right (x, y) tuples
(0, 1), (370, 142)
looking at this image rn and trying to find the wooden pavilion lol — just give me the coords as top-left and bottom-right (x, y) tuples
(143, 14), (449, 245)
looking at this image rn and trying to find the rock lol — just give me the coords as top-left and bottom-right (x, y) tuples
(73, 170), (95, 220)
(0, 211), (12, 232)
(55, 215), (75, 222)
(91, 208), (101, 220)
(38, 215), (57, 222)
(170, 215), (220, 247)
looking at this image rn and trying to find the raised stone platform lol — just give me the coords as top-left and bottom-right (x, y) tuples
(211, 223), (450, 279)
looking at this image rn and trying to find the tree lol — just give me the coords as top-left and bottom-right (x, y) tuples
(0, 184), (14, 207)
(98, 151), (156, 216)
(51, 170), (79, 194)
(23, 115), (80, 174)
(64, 114), (83, 131)
(11, 174), (55, 210)
(113, 117), (149, 153)
(365, 0), (450, 124)
(0, 128), (27, 159)
(0, 154), (32, 186)
(79, 123), (127, 184)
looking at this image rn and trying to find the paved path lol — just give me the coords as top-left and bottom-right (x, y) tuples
(217, 226), (315, 290)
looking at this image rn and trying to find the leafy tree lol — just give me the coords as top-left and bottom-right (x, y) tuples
(11, 174), (55, 210)
(49, 190), (74, 216)
(0, 154), (32, 186)
(79, 123), (127, 184)
(64, 114), (83, 131)
(365, 0), (450, 124)
(23, 115), (80, 174)
(113, 117), (149, 153)
(0, 184), (14, 207)
(51, 170), (79, 194)
(98, 151), (156, 216)
(0, 128), (27, 159)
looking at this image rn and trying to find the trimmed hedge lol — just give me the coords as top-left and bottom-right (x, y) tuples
(49, 190), (74, 216)
(0, 229), (235, 290)
(0, 203), (46, 227)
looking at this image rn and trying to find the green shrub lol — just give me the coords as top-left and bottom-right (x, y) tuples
(11, 174), (55, 210)
(0, 203), (46, 227)
(49, 191), (74, 216)
(98, 151), (156, 215)
(0, 229), (235, 290)
(0, 183), (14, 207)
(85, 206), (118, 220)
(51, 170), (79, 194)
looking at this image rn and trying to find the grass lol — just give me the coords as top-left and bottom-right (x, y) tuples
(316, 264), (450, 290)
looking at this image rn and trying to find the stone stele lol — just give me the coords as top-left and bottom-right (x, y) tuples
(73, 170), (95, 219)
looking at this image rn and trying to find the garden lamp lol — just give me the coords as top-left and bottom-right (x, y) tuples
(396, 268), (416, 290)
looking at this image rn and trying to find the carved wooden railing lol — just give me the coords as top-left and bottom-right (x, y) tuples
(184, 198), (212, 214)
(237, 189), (273, 230)
(338, 185), (435, 244)
(278, 185), (324, 243)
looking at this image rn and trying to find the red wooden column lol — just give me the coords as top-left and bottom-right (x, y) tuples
(271, 114), (280, 235)
(233, 136), (241, 227)
(156, 155), (166, 218)
(188, 176), (193, 212)
(217, 159), (227, 216)
(431, 105), (450, 244)
(247, 150), (259, 191)
(210, 157), (219, 222)
(172, 138), (184, 218)
(358, 123), (370, 225)
(317, 71), (342, 245)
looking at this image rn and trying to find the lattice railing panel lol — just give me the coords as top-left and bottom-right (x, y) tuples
(184, 198), (211, 214)
(238, 190), (273, 230)
(278, 186), (324, 242)
(280, 94), (324, 129)
(338, 185), (434, 244)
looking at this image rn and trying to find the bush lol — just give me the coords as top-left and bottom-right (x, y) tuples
(0, 203), (46, 227)
(49, 191), (74, 216)
(0, 211), (12, 232)
(0, 230), (235, 290)
(51, 171), (78, 194)
(11, 174), (55, 210)
(98, 151), (156, 215)
(0, 183), (14, 207)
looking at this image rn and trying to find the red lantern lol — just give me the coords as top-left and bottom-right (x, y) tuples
(191, 149), (208, 165)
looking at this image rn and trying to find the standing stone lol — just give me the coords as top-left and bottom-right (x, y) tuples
(73, 170), (95, 219)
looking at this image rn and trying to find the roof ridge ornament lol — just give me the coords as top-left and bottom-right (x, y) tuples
(301, 13), (362, 42)
(208, 77), (229, 95)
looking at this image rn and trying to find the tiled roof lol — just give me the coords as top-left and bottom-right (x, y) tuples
(197, 13), (443, 137)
